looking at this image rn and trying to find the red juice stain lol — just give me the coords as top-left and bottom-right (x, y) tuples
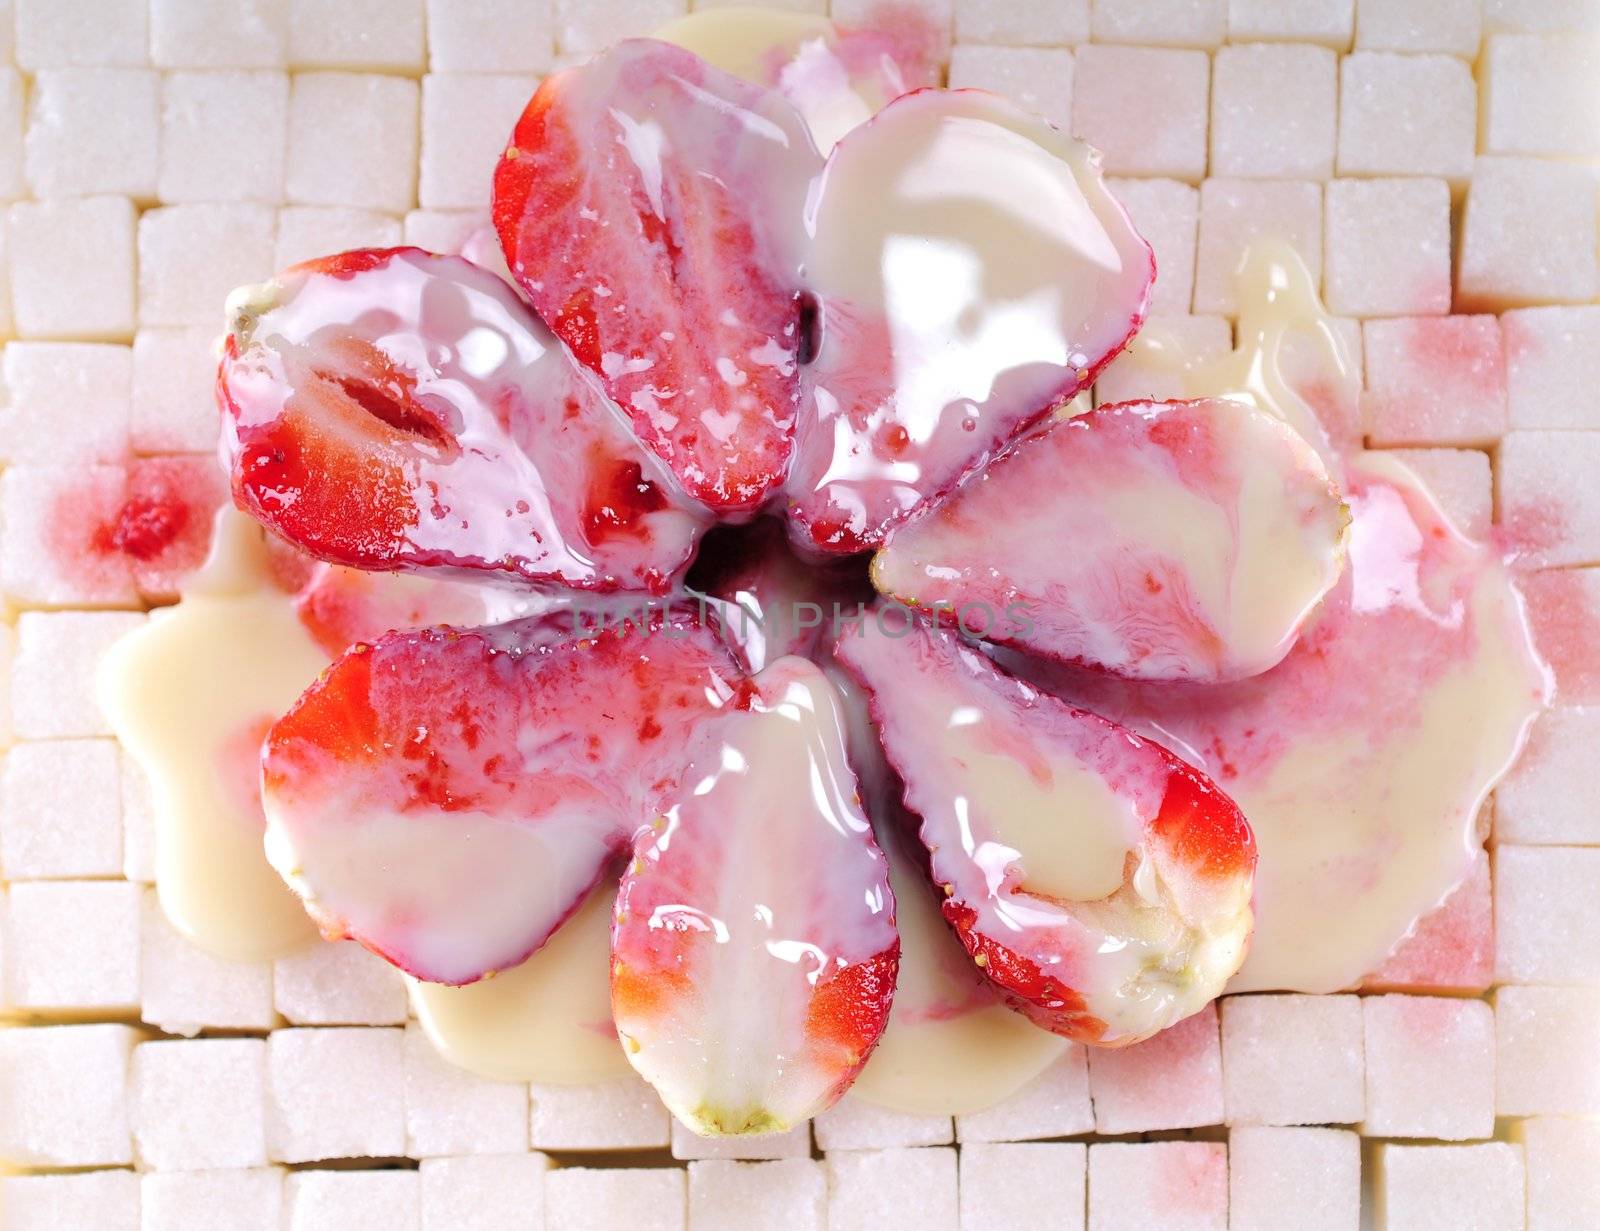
(102, 493), (190, 561)
(1519, 568), (1600, 704)
(582, 455), (668, 545)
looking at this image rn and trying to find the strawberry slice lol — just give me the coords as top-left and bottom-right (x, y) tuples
(292, 563), (501, 658)
(493, 40), (822, 513)
(786, 88), (1154, 554)
(835, 615), (1255, 1046)
(872, 398), (1349, 682)
(261, 609), (745, 985)
(611, 657), (899, 1134)
(219, 247), (709, 594)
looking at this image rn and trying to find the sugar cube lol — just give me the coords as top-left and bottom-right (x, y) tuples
(286, 73), (419, 214)
(427, 0), (556, 72)
(1071, 46), (1209, 182)
(0, 738), (123, 879)
(960, 1142), (1087, 1231)
(7, 196), (137, 339)
(814, 1095), (953, 1151)
(1359, 842), (1493, 994)
(1458, 156), (1600, 309)
(1096, 315), (1232, 405)
(138, 204), (277, 328)
(403, 1023), (529, 1157)
(3, 880), (141, 1012)
(1221, 993), (1365, 1125)
(1336, 52), (1474, 182)
(1228, 1126), (1358, 1231)
(1503, 306), (1600, 431)
(1088, 1004), (1223, 1133)
(282, 1170), (420, 1231)
(1210, 44), (1336, 179)
(1496, 707), (1600, 844)
(955, 0), (1089, 44)
(131, 1039), (269, 1171)
(1324, 178), (1451, 317)
(121, 750), (157, 880)
(266, 1027), (407, 1163)
(1495, 984), (1600, 1115)
(1105, 177), (1197, 315)
(1498, 431), (1600, 568)
(15, 0), (147, 69)
(1484, 33), (1600, 156)
(543, 1167), (686, 1231)
(140, 890), (277, 1036)
(123, 454), (227, 601)
(274, 206), (402, 268)
(131, 327), (226, 454)
(529, 1071), (671, 1150)
(954, 1046), (1094, 1142)
(1362, 315), (1507, 446)
(1495, 845), (1600, 984)
(403, 208), (485, 254)
(1383, 449), (1493, 540)
(1090, 0), (1225, 47)
(557, 0), (692, 56)
(141, 1169), (283, 1231)
(159, 71), (289, 205)
(290, 0), (426, 72)
(826, 1147), (958, 1231)
(1485, 0), (1600, 31)
(1087, 1141), (1228, 1231)
(1356, 0), (1483, 53)
(420, 74), (540, 210)
(1521, 568), (1600, 706)
(946, 46), (1073, 130)
(151, 0), (287, 69)
(1227, 0), (1354, 48)
(688, 1159), (826, 1231)
(670, 1118), (810, 1160)
(0, 465), (139, 609)
(25, 68), (159, 199)
(1, 1171), (141, 1231)
(274, 939), (409, 1025)
(419, 1155), (551, 1231)
(1361, 994), (1494, 1139)
(1520, 1116), (1600, 1230)
(0, 68), (23, 200)
(0, 1024), (138, 1167)
(11, 610), (144, 738)
(1375, 1143), (1525, 1231)
(1194, 178), (1322, 315)
(0, 341), (132, 465)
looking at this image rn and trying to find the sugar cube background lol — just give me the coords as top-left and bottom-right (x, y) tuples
(0, 341), (132, 465)
(1324, 177), (1451, 317)
(131, 327), (225, 453)
(955, 0), (1089, 45)
(427, 0), (557, 72)
(1495, 985), (1600, 1116)
(1361, 995), (1495, 1139)
(1519, 568), (1600, 705)
(1194, 178), (1322, 315)
(1090, 0), (1225, 46)
(282, 1170), (421, 1231)
(1458, 157), (1600, 309)
(0, 1024), (139, 1167)
(25, 68), (160, 199)
(946, 46), (1073, 130)
(0, 738), (124, 878)
(286, 73), (419, 213)
(1, 1170), (141, 1231)
(688, 1159), (826, 1231)
(0, 464), (140, 609)
(419, 73), (541, 210)
(10, 610), (145, 738)
(1221, 994), (1365, 1125)
(0, 67), (23, 199)
(403, 1023), (529, 1157)
(1336, 51), (1475, 182)
(274, 206), (401, 268)
(138, 204), (277, 327)
(543, 1167), (686, 1231)
(131, 1039), (269, 1171)
(960, 1142), (1086, 1231)
(14, 0), (148, 70)
(1375, 1143), (1526, 1231)
(274, 939), (409, 1025)
(1355, 0), (1482, 54)
(1520, 1116), (1600, 1230)
(150, 0), (288, 70)
(1495, 845), (1600, 984)
(1495, 708), (1600, 844)
(140, 889), (277, 1036)
(1087, 1141), (1228, 1231)
(813, 1094), (953, 1151)
(266, 1027), (407, 1162)
(1087, 1003), (1223, 1133)
(1503, 306), (1600, 430)
(826, 1147), (959, 1231)
(529, 1072), (671, 1150)
(1070, 46), (1209, 181)
(1210, 43), (1337, 179)
(1228, 1127), (1359, 1231)
(1483, 33), (1600, 157)
(140, 1169), (283, 1231)
(291, 0), (426, 72)
(1382, 448), (1492, 540)
(160, 71), (289, 204)
(7, 196), (137, 339)
(121, 751), (158, 881)
(1226, 0), (1354, 47)
(403, 207), (484, 254)
(954, 1048), (1093, 1142)
(1363, 315), (1507, 446)
(418, 1154), (551, 1231)
(1498, 431), (1600, 568)
(3, 880), (141, 1012)
(1104, 177), (1197, 314)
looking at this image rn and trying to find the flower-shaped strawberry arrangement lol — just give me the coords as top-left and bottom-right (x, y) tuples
(219, 40), (1351, 1135)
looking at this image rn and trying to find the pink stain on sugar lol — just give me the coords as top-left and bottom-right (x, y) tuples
(1157, 1143), (1228, 1215)
(1518, 567), (1600, 704)
(1363, 850), (1493, 993)
(1497, 497), (1567, 567)
(832, 2), (947, 93)
(218, 714), (276, 831)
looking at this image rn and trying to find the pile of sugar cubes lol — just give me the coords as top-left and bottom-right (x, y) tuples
(0, 0), (1597, 1228)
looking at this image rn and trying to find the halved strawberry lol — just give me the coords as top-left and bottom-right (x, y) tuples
(493, 40), (822, 513)
(262, 609), (745, 985)
(872, 398), (1349, 681)
(785, 88), (1154, 554)
(219, 246), (709, 594)
(835, 615), (1255, 1046)
(611, 657), (899, 1134)
(292, 563), (500, 658)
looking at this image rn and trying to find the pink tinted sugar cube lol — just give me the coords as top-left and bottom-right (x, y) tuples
(273, 939), (408, 1026)
(1355, 0), (1482, 53)
(420, 74), (541, 210)
(814, 1094), (953, 1150)
(1105, 177), (1197, 315)
(1226, 0), (1354, 48)
(1520, 1117), (1600, 1230)
(15, 0), (147, 69)
(1375, 1143), (1526, 1231)
(1484, 33), (1600, 157)
(1362, 316), (1507, 447)
(1324, 178), (1451, 317)
(0, 341), (132, 466)
(1070, 46), (1209, 182)
(947, 46), (1073, 130)
(1361, 850), (1494, 992)
(1499, 432), (1600, 568)
(1383, 449), (1492, 540)
(3, 880), (141, 1013)
(1504, 306), (1600, 431)
(265, 1027), (406, 1163)
(1336, 52), (1475, 182)
(543, 1167), (686, 1231)
(403, 1023), (528, 1158)
(1361, 995), (1494, 1139)
(529, 1072), (670, 1151)
(132, 327), (225, 454)
(953, 1047), (1093, 1143)
(131, 1039), (269, 1172)
(1087, 1003), (1223, 1133)
(960, 1143), (1087, 1231)
(418, 1155), (551, 1231)
(826, 1147), (958, 1231)
(124, 455), (228, 602)
(0, 1024), (138, 1167)
(1194, 178), (1322, 315)
(1458, 157), (1600, 309)
(1096, 317), (1233, 405)
(955, 0), (1089, 45)
(1090, 0), (1225, 46)
(159, 70), (288, 205)
(7, 196), (137, 340)
(1495, 985), (1600, 1115)
(688, 1159), (826, 1231)
(273, 206), (401, 269)
(25, 68), (160, 199)
(1496, 708), (1600, 844)
(1210, 44), (1337, 179)
(1221, 994), (1365, 1125)
(283, 1170), (420, 1231)
(1519, 569), (1600, 705)
(141, 1169), (283, 1231)
(0, 738), (124, 879)
(290, 0), (426, 73)
(286, 73), (419, 214)
(1, 1171), (141, 1231)
(1495, 845), (1600, 985)
(138, 204), (278, 328)
(150, 0), (287, 69)
(671, 1118), (809, 1160)
(426, 0), (556, 72)
(0, 465), (139, 609)
(1228, 1127), (1358, 1231)
(1087, 1141), (1227, 1231)
(11, 610), (145, 738)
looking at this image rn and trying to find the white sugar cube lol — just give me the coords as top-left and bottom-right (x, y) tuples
(1458, 156), (1600, 309)
(1337, 52), (1475, 182)
(121, 752), (157, 880)
(132, 327), (225, 453)
(274, 939), (408, 1025)
(1383, 448), (1492, 540)
(1221, 994), (1365, 1125)
(1520, 1117), (1600, 1230)
(403, 1023), (528, 1157)
(11, 610), (144, 738)
(3, 880), (141, 1012)
(1088, 1004), (1223, 1133)
(290, 0), (425, 72)
(266, 1027), (406, 1163)
(1375, 1143), (1525, 1231)
(286, 73), (419, 214)
(419, 1155), (550, 1231)
(0, 465), (140, 609)
(557, 0), (692, 57)
(1, 738), (123, 879)
(1485, 0), (1600, 31)
(1, 1171), (141, 1231)
(946, 46), (1073, 130)
(283, 1170), (420, 1231)
(671, 1118), (809, 1160)
(1503, 306), (1600, 431)
(1324, 177), (1451, 317)
(1363, 315), (1507, 446)
(544, 1167), (686, 1231)
(826, 1147), (958, 1231)
(960, 1142), (1086, 1231)
(529, 1071), (671, 1150)
(954, 1046), (1094, 1143)
(955, 0), (1089, 44)
(138, 204), (277, 328)
(1356, 0), (1483, 53)
(1229, 1126), (1358, 1231)
(1071, 46), (1209, 181)
(1096, 315), (1233, 405)
(403, 208), (485, 254)
(1496, 707), (1600, 844)
(1362, 846), (1494, 992)
(420, 74), (540, 210)
(1091, 0), (1225, 45)
(0, 1024), (138, 1167)
(159, 71), (289, 205)
(1484, 33), (1600, 156)
(1495, 845), (1600, 984)
(1210, 43), (1336, 179)
(814, 1095), (953, 1151)
(7, 196), (137, 339)
(1105, 178), (1197, 314)
(0, 341), (132, 465)
(141, 1169), (283, 1231)
(1496, 984), (1600, 1115)
(1194, 178), (1322, 314)
(688, 1159), (826, 1231)
(15, 0), (147, 68)
(131, 1039), (269, 1171)
(1498, 431), (1600, 568)
(0, 68), (23, 200)
(140, 890), (277, 1035)
(1087, 1141), (1228, 1231)
(151, 0), (287, 69)
(427, 0), (556, 72)
(1361, 994), (1494, 1139)
(274, 207), (401, 268)
(25, 68), (159, 199)
(1227, 0), (1354, 48)
(1520, 568), (1600, 707)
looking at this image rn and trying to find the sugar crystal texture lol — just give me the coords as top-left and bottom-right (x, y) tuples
(955, 0), (1089, 44)
(150, 0), (288, 69)
(947, 46), (1074, 130)
(1227, 0), (1354, 47)
(1498, 431), (1600, 568)
(812, 1094), (953, 1151)
(132, 328), (226, 453)
(160, 71), (289, 205)
(1336, 52), (1475, 181)
(1221, 994), (1365, 1125)
(1104, 177), (1197, 315)
(1519, 568), (1600, 706)
(0, 738), (122, 880)
(1458, 157), (1600, 309)
(131, 1039), (269, 1171)
(1355, 0), (1483, 53)
(121, 750), (158, 882)
(286, 73), (419, 214)
(290, 0), (425, 72)
(418, 1154), (551, 1231)
(403, 1022), (529, 1157)
(11, 611), (144, 738)
(687, 1159), (826, 1231)
(265, 1027), (406, 1163)
(25, 68), (160, 199)
(0, 465), (140, 609)
(1495, 707), (1600, 844)
(1071, 46), (1209, 181)
(1362, 315), (1507, 446)
(1362, 845), (1494, 993)
(1483, 33), (1600, 156)
(953, 1048), (1094, 1143)
(0, 341), (132, 466)
(1503, 306), (1600, 430)
(1194, 178), (1322, 314)
(426, 0), (556, 72)
(1495, 845), (1600, 984)
(1210, 43), (1337, 179)
(1374, 1143), (1526, 1231)
(1, 1170), (141, 1231)
(543, 1167), (686, 1231)
(1087, 1141), (1228, 1231)
(138, 205), (277, 328)
(1228, 1126), (1359, 1231)
(1382, 448), (1492, 540)
(6, 196), (137, 339)
(528, 1072), (671, 1151)
(402, 208), (484, 254)
(0, 1024), (138, 1167)
(826, 1147), (959, 1231)
(140, 890), (277, 1036)
(1361, 994), (1495, 1139)
(0, 68), (23, 199)
(273, 939), (409, 1026)
(1324, 178), (1451, 317)
(3, 881), (139, 1012)
(960, 1142), (1087, 1231)
(1520, 1116), (1600, 1230)
(420, 74), (543, 210)
(1495, 985), (1600, 1115)
(1087, 1003), (1224, 1133)
(556, 0), (691, 58)
(283, 1170), (420, 1231)
(273, 206), (402, 269)
(1090, 0), (1226, 46)
(15, 0), (148, 68)
(140, 1169), (284, 1231)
